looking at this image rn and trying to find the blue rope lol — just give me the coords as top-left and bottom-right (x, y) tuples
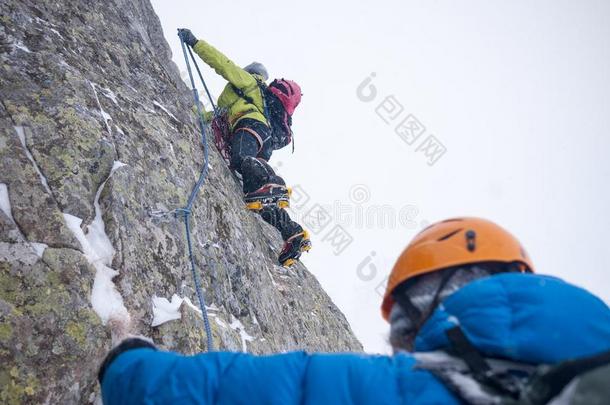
(187, 45), (217, 114)
(178, 32), (214, 351)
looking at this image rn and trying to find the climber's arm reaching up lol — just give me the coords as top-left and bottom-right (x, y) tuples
(179, 28), (257, 92)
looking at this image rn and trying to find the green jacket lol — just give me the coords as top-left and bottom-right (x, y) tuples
(193, 40), (267, 130)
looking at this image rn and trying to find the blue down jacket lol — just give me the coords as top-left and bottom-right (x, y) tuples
(101, 274), (610, 404)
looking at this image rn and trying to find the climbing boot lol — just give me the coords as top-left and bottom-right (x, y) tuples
(245, 184), (292, 211)
(278, 230), (312, 267)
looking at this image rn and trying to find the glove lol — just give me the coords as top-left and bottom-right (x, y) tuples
(178, 28), (198, 47)
(98, 337), (157, 384)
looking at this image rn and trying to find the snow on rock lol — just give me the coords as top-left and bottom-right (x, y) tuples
(153, 100), (178, 122)
(91, 263), (127, 323)
(151, 294), (216, 327)
(112, 161), (127, 171)
(182, 296), (203, 314)
(86, 160), (126, 265)
(31, 242), (47, 258)
(215, 317), (228, 329)
(49, 28), (63, 39)
(0, 183), (48, 257)
(230, 315), (254, 352)
(89, 81), (112, 135)
(101, 87), (119, 105)
(151, 294), (184, 327)
(0, 183), (13, 222)
(63, 212), (127, 323)
(62, 161), (128, 323)
(12, 42), (31, 53)
(15, 126), (52, 194)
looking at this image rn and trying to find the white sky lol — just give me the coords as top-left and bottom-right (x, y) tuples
(151, 0), (610, 354)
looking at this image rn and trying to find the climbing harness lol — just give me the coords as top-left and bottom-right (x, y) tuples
(149, 32), (217, 351)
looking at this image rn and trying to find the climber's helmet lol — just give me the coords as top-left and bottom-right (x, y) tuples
(243, 62), (269, 81)
(269, 79), (302, 116)
(381, 217), (535, 321)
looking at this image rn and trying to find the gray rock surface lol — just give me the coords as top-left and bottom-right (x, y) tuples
(0, 1), (362, 403)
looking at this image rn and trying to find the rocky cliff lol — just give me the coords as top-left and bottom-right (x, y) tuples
(0, 1), (362, 403)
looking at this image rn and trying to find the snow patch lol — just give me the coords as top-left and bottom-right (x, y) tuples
(150, 294), (215, 327)
(229, 316), (254, 352)
(31, 242), (47, 258)
(86, 162), (126, 266)
(151, 294), (184, 327)
(215, 317), (228, 329)
(101, 88), (119, 106)
(89, 82), (112, 135)
(15, 126), (52, 194)
(182, 296), (203, 315)
(0, 184), (13, 222)
(265, 267), (277, 287)
(62, 162), (127, 324)
(12, 43), (31, 53)
(112, 161), (127, 171)
(48, 28), (63, 39)
(34, 16), (58, 27)
(153, 101), (178, 122)
(91, 264), (127, 323)
(1, 184), (47, 257)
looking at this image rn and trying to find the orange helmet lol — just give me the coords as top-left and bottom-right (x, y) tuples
(381, 217), (534, 321)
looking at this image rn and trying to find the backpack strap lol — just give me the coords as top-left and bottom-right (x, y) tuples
(446, 326), (524, 399)
(230, 78), (270, 123)
(418, 327), (610, 405)
(446, 326), (493, 377)
(415, 350), (533, 405)
(522, 349), (610, 405)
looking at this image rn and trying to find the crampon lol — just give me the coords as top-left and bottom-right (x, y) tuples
(245, 184), (292, 211)
(279, 230), (312, 267)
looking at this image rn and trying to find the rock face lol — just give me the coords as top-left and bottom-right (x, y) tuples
(0, 1), (362, 403)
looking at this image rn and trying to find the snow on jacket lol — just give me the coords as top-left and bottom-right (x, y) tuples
(192, 39), (267, 130)
(100, 274), (610, 404)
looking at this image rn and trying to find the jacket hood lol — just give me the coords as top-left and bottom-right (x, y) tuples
(414, 273), (610, 364)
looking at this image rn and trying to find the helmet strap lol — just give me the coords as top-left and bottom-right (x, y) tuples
(392, 267), (459, 341)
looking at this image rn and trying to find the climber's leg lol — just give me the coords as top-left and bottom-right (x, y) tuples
(230, 129), (260, 176)
(260, 205), (301, 241)
(240, 156), (278, 194)
(260, 205), (311, 266)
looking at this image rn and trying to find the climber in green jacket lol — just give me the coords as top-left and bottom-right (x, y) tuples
(178, 28), (310, 267)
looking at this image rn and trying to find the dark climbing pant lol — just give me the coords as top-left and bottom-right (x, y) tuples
(230, 118), (272, 172)
(231, 119), (302, 241)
